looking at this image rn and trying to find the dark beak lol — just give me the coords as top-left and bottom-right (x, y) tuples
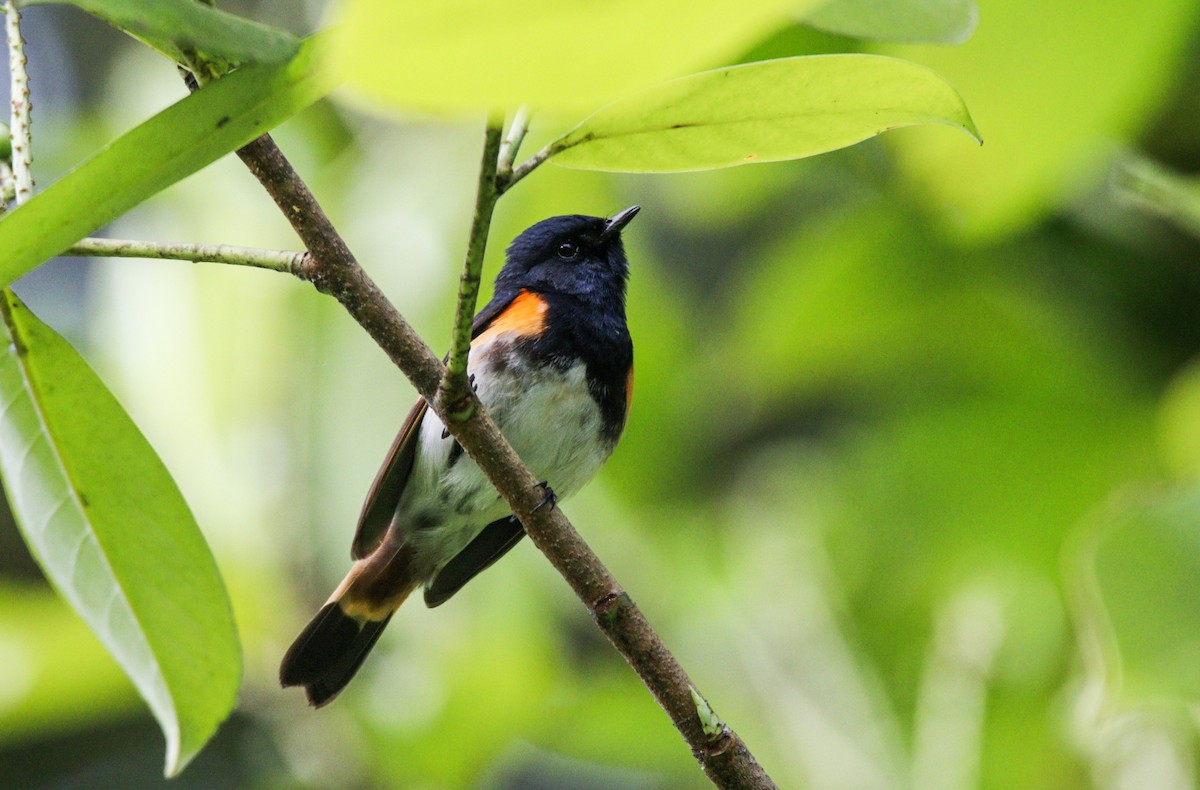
(601, 205), (640, 241)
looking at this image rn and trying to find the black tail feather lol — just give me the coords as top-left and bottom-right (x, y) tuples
(280, 603), (393, 707)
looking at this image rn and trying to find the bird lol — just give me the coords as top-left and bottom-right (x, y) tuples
(280, 206), (640, 706)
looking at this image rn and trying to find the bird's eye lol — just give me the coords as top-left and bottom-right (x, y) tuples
(556, 241), (579, 261)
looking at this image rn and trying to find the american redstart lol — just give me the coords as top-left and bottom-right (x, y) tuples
(281, 206), (640, 706)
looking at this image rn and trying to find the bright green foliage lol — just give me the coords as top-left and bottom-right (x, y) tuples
(550, 55), (980, 173)
(805, 0), (978, 43)
(0, 37), (332, 290)
(323, 0), (822, 113)
(10, 0), (1200, 785)
(19, 0), (298, 70)
(0, 291), (240, 775)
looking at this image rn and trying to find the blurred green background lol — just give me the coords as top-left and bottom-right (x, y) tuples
(4, 1), (1200, 788)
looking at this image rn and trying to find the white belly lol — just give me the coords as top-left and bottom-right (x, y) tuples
(397, 339), (610, 576)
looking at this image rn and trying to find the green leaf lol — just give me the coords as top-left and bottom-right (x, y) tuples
(0, 37), (332, 289)
(804, 0), (978, 44)
(19, 0), (299, 69)
(325, 0), (824, 114)
(0, 291), (239, 775)
(548, 55), (980, 173)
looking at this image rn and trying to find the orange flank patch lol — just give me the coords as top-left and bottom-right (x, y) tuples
(474, 289), (548, 346)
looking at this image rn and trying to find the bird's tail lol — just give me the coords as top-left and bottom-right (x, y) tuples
(280, 543), (418, 707)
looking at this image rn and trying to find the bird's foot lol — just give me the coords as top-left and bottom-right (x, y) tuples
(533, 481), (558, 513)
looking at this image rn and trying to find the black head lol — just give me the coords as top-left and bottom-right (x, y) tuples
(495, 206), (639, 304)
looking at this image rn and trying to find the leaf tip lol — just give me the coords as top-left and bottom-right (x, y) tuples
(961, 114), (984, 146)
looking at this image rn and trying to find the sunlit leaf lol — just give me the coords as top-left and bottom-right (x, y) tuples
(804, 0), (977, 44)
(1076, 489), (1200, 704)
(0, 292), (240, 775)
(548, 55), (979, 173)
(19, 0), (298, 69)
(324, 0), (822, 114)
(0, 37), (332, 289)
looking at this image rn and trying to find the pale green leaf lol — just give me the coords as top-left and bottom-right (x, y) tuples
(804, 0), (978, 44)
(324, 0), (823, 114)
(19, 0), (298, 69)
(0, 292), (239, 775)
(548, 55), (979, 173)
(0, 37), (333, 288)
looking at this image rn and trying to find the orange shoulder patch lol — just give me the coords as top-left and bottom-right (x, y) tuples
(473, 290), (548, 346)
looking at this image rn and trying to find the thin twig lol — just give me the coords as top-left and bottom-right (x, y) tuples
(500, 138), (561, 194)
(5, 0), (32, 204)
(496, 105), (531, 180)
(68, 237), (307, 271)
(438, 117), (503, 417)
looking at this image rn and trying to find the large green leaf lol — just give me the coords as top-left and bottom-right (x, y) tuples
(0, 291), (239, 775)
(19, 0), (298, 69)
(804, 0), (977, 44)
(548, 55), (979, 173)
(323, 0), (822, 113)
(0, 36), (332, 289)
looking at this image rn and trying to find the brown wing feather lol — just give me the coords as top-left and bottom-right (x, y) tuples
(349, 290), (526, 561)
(351, 398), (428, 559)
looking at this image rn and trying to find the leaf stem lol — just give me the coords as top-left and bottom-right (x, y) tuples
(67, 237), (306, 272)
(437, 116), (503, 417)
(500, 138), (561, 194)
(5, 0), (32, 204)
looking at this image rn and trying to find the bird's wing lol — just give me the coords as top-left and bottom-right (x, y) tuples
(349, 289), (527, 560)
(351, 397), (428, 559)
(423, 516), (526, 607)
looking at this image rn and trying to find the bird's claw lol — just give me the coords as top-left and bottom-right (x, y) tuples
(533, 481), (558, 513)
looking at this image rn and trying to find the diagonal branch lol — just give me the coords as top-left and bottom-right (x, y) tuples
(231, 129), (777, 789)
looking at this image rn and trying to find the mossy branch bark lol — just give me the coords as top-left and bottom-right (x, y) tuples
(438, 118), (503, 419)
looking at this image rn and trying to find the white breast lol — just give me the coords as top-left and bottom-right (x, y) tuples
(397, 336), (611, 575)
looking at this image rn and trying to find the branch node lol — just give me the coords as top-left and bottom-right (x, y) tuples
(439, 391), (476, 424)
(690, 686), (728, 744)
(706, 731), (734, 757)
(593, 590), (632, 623)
